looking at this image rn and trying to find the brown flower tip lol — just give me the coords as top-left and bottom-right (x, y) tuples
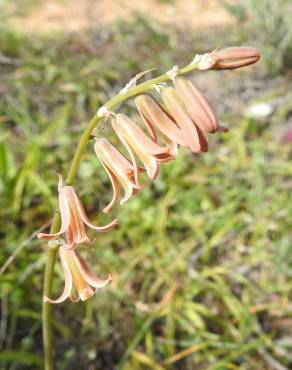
(199, 47), (261, 70)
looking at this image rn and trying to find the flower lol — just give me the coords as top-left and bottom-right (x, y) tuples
(136, 80), (221, 153)
(174, 77), (221, 133)
(135, 94), (185, 155)
(199, 47), (260, 70)
(37, 178), (118, 244)
(161, 87), (209, 153)
(44, 245), (112, 303)
(94, 138), (142, 212)
(111, 113), (175, 183)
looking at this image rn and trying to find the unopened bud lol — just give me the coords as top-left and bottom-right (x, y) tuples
(204, 47), (260, 70)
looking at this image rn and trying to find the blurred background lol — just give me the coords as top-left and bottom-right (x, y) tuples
(0, 0), (292, 369)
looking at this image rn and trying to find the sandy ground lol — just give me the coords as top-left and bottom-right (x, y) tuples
(5, 0), (233, 34)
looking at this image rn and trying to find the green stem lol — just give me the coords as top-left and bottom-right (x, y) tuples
(42, 60), (199, 370)
(42, 213), (60, 370)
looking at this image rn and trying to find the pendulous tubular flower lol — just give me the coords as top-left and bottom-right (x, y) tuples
(94, 138), (141, 212)
(37, 178), (118, 244)
(161, 87), (209, 153)
(198, 47), (261, 70)
(112, 113), (175, 183)
(135, 94), (186, 153)
(175, 77), (219, 133)
(44, 246), (112, 303)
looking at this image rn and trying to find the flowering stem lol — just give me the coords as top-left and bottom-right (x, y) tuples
(42, 60), (199, 369)
(65, 61), (199, 185)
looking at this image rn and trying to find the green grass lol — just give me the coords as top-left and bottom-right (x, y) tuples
(0, 13), (292, 370)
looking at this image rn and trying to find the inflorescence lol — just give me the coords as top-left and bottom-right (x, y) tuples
(38, 47), (260, 303)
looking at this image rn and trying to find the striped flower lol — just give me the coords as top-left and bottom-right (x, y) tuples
(111, 113), (175, 183)
(94, 138), (142, 212)
(44, 244), (112, 303)
(38, 177), (118, 245)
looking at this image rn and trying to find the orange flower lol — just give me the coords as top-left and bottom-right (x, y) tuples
(161, 87), (209, 153)
(38, 178), (118, 244)
(135, 94), (185, 155)
(175, 77), (220, 133)
(112, 113), (175, 183)
(94, 138), (142, 212)
(44, 244), (112, 303)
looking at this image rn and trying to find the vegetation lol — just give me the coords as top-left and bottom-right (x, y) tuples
(0, 4), (292, 370)
(222, 0), (292, 75)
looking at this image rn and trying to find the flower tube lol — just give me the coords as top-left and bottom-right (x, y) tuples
(135, 94), (185, 156)
(94, 138), (142, 212)
(175, 77), (219, 133)
(112, 113), (175, 182)
(161, 87), (208, 153)
(44, 243), (112, 303)
(38, 178), (118, 244)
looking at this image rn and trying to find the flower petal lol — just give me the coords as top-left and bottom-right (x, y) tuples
(112, 114), (164, 179)
(161, 87), (208, 153)
(94, 138), (138, 206)
(63, 249), (95, 302)
(99, 161), (121, 213)
(135, 94), (186, 146)
(114, 114), (170, 155)
(175, 77), (218, 133)
(61, 186), (90, 244)
(73, 250), (113, 289)
(43, 247), (73, 304)
(73, 189), (118, 231)
(111, 116), (142, 187)
(37, 187), (72, 240)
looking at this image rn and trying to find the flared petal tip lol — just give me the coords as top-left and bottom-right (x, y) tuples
(96, 274), (113, 289)
(99, 274), (113, 288)
(43, 295), (67, 304)
(101, 218), (119, 229)
(102, 205), (119, 214)
(102, 205), (113, 214)
(79, 275), (113, 301)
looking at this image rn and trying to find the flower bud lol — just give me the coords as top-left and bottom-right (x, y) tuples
(161, 87), (208, 153)
(175, 78), (218, 133)
(199, 47), (260, 70)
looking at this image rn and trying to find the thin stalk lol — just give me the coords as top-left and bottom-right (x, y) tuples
(42, 60), (199, 370)
(42, 213), (60, 370)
